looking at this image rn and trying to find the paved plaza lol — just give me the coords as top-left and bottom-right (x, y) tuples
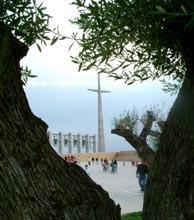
(79, 161), (144, 215)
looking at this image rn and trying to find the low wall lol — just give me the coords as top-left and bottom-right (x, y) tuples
(60, 150), (140, 162)
(116, 150), (141, 162)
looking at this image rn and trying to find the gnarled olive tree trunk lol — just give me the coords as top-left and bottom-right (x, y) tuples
(143, 59), (194, 219)
(111, 111), (156, 164)
(0, 24), (120, 220)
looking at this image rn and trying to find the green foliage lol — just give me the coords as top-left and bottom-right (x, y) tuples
(121, 211), (142, 220)
(160, 78), (183, 95)
(21, 66), (37, 85)
(70, 0), (194, 84)
(0, 0), (62, 49)
(0, 1), (67, 83)
(112, 108), (139, 135)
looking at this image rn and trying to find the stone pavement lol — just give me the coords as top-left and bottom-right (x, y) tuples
(79, 162), (144, 215)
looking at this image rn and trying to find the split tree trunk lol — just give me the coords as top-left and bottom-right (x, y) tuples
(0, 24), (120, 220)
(143, 58), (194, 219)
(111, 111), (156, 164)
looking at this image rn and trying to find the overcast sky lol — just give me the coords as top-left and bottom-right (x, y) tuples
(21, 0), (177, 153)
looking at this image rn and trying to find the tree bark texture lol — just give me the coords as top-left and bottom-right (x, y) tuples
(143, 59), (194, 219)
(0, 24), (120, 220)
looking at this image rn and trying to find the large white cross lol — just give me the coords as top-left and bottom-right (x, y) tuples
(88, 73), (110, 152)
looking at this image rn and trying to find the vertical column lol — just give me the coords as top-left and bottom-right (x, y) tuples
(64, 134), (68, 150)
(58, 132), (63, 154)
(87, 73), (110, 153)
(68, 133), (73, 154)
(85, 134), (90, 153)
(77, 133), (82, 154)
(89, 136), (92, 149)
(93, 135), (96, 153)
(53, 133), (58, 150)
(72, 135), (78, 153)
(47, 131), (52, 146)
(98, 73), (105, 152)
(82, 135), (86, 152)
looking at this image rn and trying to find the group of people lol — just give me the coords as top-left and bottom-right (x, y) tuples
(102, 159), (118, 173)
(87, 156), (99, 165)
(85, 157), (119, 175)
(85, 159), (149, 192)
(65, 155), (149, 193)
(63, 155), (77, 163)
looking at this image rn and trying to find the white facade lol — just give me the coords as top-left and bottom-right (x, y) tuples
(47, 131), (96, 154)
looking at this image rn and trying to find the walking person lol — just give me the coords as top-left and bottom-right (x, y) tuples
(85, 165), (90, 176)
(136, 161), (149, 192)
(113, 160), (118, 173)
(88, 156), (91, 165)
(110, 160), (114, 173)
(77, 155), (81, 164)
(95, 157), (99, 165)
